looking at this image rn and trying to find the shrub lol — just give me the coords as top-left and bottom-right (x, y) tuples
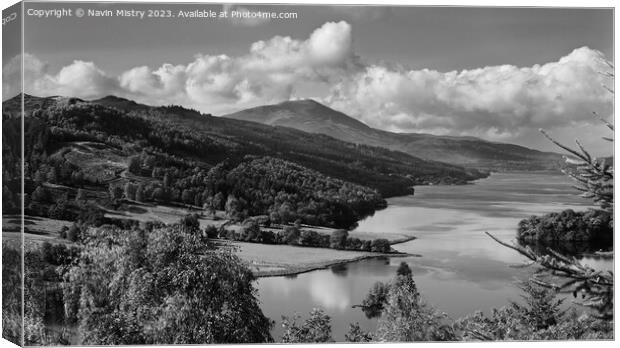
(179, 214), (200, 233)
(517, 209), (612, 250)
(239, 221), (260, 242)
(298, 230), (323, 247)
(63, 224), (274, 344)
(66, 224), (80, 242)
(257, 230), (276, 244)
(204, 225), (219, 239)
(396, 262), (412, 277)
(329, 229), (348, 249)
(345, 323), (372, 342)
(283, 226), (300, 245)
(371, 239), (391, 253)
(345, 237), (362, 250)
(281, 309), (333, 343)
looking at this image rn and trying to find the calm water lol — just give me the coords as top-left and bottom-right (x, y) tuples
(255, 172), (610, 340)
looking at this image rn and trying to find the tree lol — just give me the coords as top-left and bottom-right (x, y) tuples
(108, 184), (123, 201)
(46, 167), (58, 183)
(514, 281), (565, 331)
(31, 186), (48, 202)
(396, 262), (412, 277)
(487, 59), (614, 320)
(163, 173), (171, 188)
(181, 189), (194, 204)
(225, 195), (241, 221)
(124, 183), (137, 200)
(375, 272), (453, 342)
(359, 281), (389, 319)
(33, 170), (45, 184)
(204, 225), (219, 239)
(151, 187), (165, 201)
(345, 323), (372, 342)
(212, 192), (224, 211)
(281, 309), (333, 343)
(453, 280), (611, 340)
(371, 239), (391, 253)
(2, 245), (22, 345)
(63, 224), (273, 344)
(180, 214), (200, 233)
(135, 184), (145, 202)
(75, 188), (87, 205)
(283, 226), (300, 245)
(203, 196), (215, 216)
(329, 229), (348, 249)
(127, 156), (141, 175)
(66, 224), (80, 242)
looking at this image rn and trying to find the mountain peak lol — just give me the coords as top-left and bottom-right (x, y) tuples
(224, 98), (371, 132)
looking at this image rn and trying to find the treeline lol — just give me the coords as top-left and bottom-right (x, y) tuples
(517, 209), (613, 254)
(5, 218), (273, 345)
(282, 263), (613, 343)
(10, 94), (486, 196)
(4, 222), (612, 346)
(210, 219), (392, 253)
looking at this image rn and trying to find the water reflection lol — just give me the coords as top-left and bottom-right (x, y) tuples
(256, 173), (614, 341)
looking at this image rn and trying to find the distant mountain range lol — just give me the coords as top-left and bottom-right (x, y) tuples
(224, 99), (564, 171)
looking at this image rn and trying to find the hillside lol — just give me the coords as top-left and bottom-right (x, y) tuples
(3, 94), (488, 229)
(224, 99), (564, 171)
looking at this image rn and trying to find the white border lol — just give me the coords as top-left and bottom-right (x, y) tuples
(0, 1), (617, 348)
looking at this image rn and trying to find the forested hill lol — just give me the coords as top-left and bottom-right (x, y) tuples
(3, 94), (488, 227)
(224, 99), (564, 171)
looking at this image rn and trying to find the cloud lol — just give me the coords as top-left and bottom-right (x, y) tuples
(116, 20), (356, 113)
(324, 46), (613, 141)
(4, 21), (612, 153)
(4, 53), (119, 100)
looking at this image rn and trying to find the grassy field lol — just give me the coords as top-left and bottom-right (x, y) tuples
(108, 203), (414, 243)
(217, 240), (409, 277)
(5, 201), (416, 277)
(3, 215), (73, 251)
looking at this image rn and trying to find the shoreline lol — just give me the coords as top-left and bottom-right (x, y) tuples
(254, 251), (417, 278)
(249, 237), (420, 278)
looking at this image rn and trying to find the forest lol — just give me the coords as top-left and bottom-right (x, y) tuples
(1, 92), (613, 345)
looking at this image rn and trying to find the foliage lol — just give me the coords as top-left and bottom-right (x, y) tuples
(454, 281), (612, 340)
(224, 157), (385, 228)
(517, 209), (612, 251)
(487, 232), (613, 320)
(329, 229), (349, 249)
(283, 226), (300, 245)
(62, 223), (273, 344)
(2, 245), (22, 345)
(374, 273), (454, 342)
(359, 281), (390, 319)
(541, 127), (613, 213)
(280, 309), (333, 343)
(488, 61), (614, 322)
(371, 238), (391, 253)
(344, 323), (373, 342)
(396, 262), (412, 277)
(204, 225), (219, 239)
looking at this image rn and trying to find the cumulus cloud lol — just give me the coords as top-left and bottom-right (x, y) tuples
(4, 53), (119, 100)
(116, 20), (356, 113)
(3, 21), (612, 153)
(324, 46), (613, 141)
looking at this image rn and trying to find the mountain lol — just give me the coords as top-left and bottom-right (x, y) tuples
(224, 99), (563, 171)
(3, 94), (488, 202)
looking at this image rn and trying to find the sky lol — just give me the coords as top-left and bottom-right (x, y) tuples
(2, 2), (614, 155)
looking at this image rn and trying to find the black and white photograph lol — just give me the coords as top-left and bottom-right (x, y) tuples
(1, 0), (616, 345)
